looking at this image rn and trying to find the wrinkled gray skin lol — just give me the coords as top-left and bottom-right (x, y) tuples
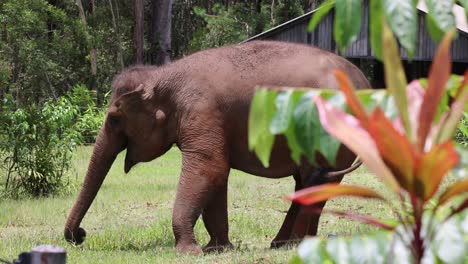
(64, 41), (370, 255)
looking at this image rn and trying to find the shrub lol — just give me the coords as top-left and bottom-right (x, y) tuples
(0, 96), (80, 197)
(68, 84), (106, 144)
(75, 107), (106, 144)
(455, 115), (468, 147)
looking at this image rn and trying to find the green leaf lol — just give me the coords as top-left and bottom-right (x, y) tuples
(434, 217), (465, 263)
(390, 227), (412, 263)
(248, 88), (277, 167)
(285, 121), (303, 165)
(326, 92), (347, 111)
(289, 255), (305, 264)
(383, 0), (417, 58)
(425, 0), (456, 42)
(326, 237), (350, 264)
(382, 22), (412, 138)
(370, 0), (384, 60)
(349, 236), (385, 264)
(308, 0), (336, 32)
(334, 0), (362, 53)
(317, 93), (345, 166)
(446, 75), (464, 97)
(458, 0), (468, 17)
(297, 237), (329, 263)
(271, 90), (304, 165)
(270, 90), (303, 134)
(293, 92), (320, 165)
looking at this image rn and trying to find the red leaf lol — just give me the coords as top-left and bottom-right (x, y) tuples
(286, 183), (385, 205)
(368, 108), (416, 194)
(406, 80), (425, 133)
(417, 31), (454, 152)
(416, 141), (459, 201)
(314, 97), (400, 191)
(446, 197), (468, 220)
(334, 70), (369, 127)
(301, 208), (396, 230)
(438, 179), (468, 206)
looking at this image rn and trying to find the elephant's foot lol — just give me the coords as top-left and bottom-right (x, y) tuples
(203, 240), (234, 253)
(175, 242), (203, 255)
(270, 239), (300, 249)
(64, 227), (86, 245)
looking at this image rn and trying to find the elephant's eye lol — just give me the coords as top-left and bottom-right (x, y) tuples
(108, 115), (120, 127)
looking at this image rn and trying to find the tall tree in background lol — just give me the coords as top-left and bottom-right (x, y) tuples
(76, 0), (98, 94)
(108, 0), (124, 70)
(150, 0), (173, 65)
(133, 0), (145, 64)
(0, 0), (312, 105)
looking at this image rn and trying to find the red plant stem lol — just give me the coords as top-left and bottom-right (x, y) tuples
(399, 191), (414, 233)
(410, 195), (425, 264)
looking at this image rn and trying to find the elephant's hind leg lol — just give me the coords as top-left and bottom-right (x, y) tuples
(289, 167), (345, 240)
(202, 180), (234, 253)
(271, 174), (302, 248)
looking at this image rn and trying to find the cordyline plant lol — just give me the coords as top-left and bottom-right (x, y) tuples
(285, 28), (468, 263)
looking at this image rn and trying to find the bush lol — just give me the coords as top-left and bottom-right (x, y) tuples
(68, 84), (106, 144)
(0, 96), (80, 197)
(455, 115), (468, 147)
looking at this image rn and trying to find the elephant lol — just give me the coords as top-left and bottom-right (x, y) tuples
(64, 40), (370, 255)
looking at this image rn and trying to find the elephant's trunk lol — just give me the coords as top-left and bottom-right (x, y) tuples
(64, 125), (122, 244)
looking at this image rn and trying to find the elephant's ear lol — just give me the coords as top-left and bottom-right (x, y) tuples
(106, 84), (145, 129)
(114, 84), (145, 114)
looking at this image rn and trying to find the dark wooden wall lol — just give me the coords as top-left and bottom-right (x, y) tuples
(249, 1), (468, 63)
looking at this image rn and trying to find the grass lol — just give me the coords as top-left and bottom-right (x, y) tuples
(0, 146), (395, 263)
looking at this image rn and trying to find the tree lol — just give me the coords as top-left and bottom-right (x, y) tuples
(150, 0), (173, 65)
(76, 0), (97, 94)
(133, 0), (144, 64)
(108, 0), (124, 70)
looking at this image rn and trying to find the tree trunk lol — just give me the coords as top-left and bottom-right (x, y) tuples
(108, 0), (124, 70)
(76, 0), (98, 98)
(270, 0), (276, 26)
(76, 0), (97, 77)
(90, 0), (97, 79)
(133, 0), (145, 64)
(254, 0), (264, 35)
(150, 0), (173, 66)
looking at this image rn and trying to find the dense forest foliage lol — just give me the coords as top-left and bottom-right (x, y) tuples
(0, 0), (317, 196)
(0, 0), (315, 105)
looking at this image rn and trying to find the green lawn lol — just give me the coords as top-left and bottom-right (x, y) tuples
(0, 146), (395, 263)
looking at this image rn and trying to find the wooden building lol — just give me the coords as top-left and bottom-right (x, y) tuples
(244, 0), (468, 88)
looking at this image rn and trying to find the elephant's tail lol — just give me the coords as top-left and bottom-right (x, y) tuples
(326, 159), (363, 180)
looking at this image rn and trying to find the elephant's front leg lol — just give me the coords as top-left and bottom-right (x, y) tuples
(172, 148), (229, 255)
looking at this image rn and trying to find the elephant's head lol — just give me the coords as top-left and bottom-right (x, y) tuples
(64, 68), (178, 244)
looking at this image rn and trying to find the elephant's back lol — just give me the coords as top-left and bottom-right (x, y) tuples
(173, 41), (369, 177)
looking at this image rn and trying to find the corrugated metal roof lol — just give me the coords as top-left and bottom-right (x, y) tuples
(416, 0), (467, 33)
(244, 2), (468, 43)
